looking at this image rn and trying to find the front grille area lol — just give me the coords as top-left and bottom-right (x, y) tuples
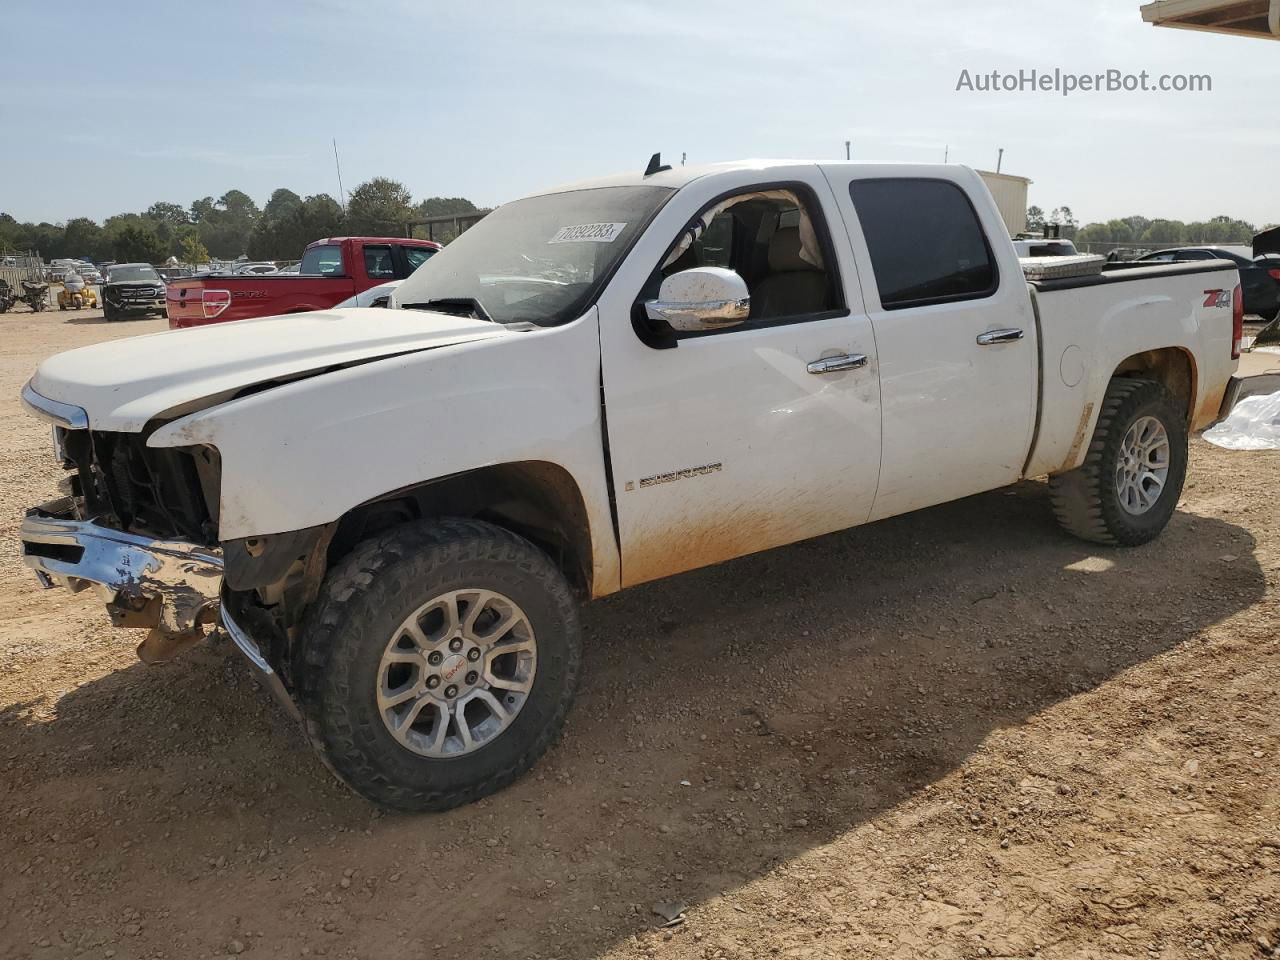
(59, 429), (219, 545)
(110, 284), (163, 301)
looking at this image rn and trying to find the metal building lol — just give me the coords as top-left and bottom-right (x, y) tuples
(977, 171), (1033, 235)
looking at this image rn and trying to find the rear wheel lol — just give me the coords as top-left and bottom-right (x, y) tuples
(296, 519), (582, 811)
(1049, 377), (1187, 546)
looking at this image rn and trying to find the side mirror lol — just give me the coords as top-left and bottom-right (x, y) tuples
(644, 267), (749, 332)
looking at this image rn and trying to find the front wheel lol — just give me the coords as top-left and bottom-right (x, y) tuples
(296, 519), (582, 811)
(1049, 377), (1188, 546)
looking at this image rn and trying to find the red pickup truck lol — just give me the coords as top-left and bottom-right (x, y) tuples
(166, 236), (441, 328)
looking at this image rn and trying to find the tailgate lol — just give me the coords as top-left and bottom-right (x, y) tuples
(166, 277), (299, 329)
(167, 277), (355, 329)
(166, 281), (212, 327)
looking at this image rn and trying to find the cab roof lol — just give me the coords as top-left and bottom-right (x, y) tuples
(534, 158), (983, 197)
(542, 159), (807, 194)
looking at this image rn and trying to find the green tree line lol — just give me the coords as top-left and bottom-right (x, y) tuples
(0, 177), (479, 264)
(1026, 205), (1272, 247)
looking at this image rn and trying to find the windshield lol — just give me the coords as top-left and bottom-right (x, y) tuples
(107, 265), (160, 283)
(393, 185), (673, 326)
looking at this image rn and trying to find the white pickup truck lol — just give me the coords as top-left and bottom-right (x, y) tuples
(20, 159), (1244, 811)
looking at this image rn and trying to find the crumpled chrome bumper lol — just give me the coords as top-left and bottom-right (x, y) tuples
(20, 497), (223, 638)
(220, 601), (301, 721)
(21, 499), (300, 716)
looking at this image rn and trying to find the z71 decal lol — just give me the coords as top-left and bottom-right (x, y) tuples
(1203, 289), (1231, 309)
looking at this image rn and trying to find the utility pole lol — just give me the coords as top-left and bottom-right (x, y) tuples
(996, 147), (1004, 174)
(844, 140), (851, 161)
(333, 138), (347, 210)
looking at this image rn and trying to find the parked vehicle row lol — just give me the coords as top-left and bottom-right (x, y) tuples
(19, 159), (1243, 812)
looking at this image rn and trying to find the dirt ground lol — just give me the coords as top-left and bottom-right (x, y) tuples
(1, 305), (1277, 960)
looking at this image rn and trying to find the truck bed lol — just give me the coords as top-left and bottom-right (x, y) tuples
(1028, 258), (1239, 292)
(1024, 259), (1239, 477)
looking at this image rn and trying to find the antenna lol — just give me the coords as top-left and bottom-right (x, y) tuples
(644, 152), (672, 177)
(845, 140), (851, 161)
(333, 138), (347, 209)
(996, 147), (1004, 174)
(944, 144), (949, 163)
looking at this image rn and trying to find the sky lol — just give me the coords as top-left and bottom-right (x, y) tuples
(1, 0), (1278, 228)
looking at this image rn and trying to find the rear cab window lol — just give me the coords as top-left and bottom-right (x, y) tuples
(300, 244), (344, 276)
(401, 246), (437, 272)
(848, 179), (997, 309)
(363, 245), (395, 279)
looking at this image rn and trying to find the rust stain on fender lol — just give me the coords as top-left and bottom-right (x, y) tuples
(1058, 402), (1095, 474)
(1192, 384), (1227, 431)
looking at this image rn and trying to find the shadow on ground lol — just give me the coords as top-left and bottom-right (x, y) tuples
(0, 480), (1264, 959)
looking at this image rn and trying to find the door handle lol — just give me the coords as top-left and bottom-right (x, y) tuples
(976, 327), (1024, 346)
(807, 353), (868, 375)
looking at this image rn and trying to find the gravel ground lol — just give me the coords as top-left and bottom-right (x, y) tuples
(0, 305), (1277, 960)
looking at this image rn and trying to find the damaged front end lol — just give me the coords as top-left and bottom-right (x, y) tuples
(19, 380), (225, 663)
(21, 499), (223, 662)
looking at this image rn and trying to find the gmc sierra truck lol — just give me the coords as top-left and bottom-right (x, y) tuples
(165, 236), (441, 328)
(20, 159), (1243, 812)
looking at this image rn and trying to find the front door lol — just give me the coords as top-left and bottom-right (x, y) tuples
(596, 168), (883, 587)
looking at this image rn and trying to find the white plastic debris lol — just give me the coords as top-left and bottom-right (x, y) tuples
(1203, 390), (1280, 450)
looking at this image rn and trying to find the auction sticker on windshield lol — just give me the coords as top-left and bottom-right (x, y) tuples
(549, 222), (628, 244)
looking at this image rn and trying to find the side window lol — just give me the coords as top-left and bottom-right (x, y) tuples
(402, 246), (437, 272)
(658, 188), (839, 326)
(849, 179), (997, 310)
(299, 244), (344, 276)
(363, 244), (395, 279)
(1173, 250), (1213, 261)
(694, 213), (733, 269)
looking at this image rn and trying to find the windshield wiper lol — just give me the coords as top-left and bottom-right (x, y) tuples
(403, 297), (493, 323)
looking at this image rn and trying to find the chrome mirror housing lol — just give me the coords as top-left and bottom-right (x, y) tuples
(644, 267), (750, 332)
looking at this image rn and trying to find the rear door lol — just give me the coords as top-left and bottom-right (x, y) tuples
(826, 168), (1037, 521)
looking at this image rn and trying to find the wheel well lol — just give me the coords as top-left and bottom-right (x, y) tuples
(327, 461), (594, 598)
(1111, 347), (1195, 423)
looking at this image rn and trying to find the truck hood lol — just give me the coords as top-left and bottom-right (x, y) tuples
(29, 307), (505, 432)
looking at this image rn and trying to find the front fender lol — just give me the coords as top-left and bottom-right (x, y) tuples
(147, 309), (620, 594)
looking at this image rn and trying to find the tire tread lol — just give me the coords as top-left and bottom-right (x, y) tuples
(295, 519), (581, 811)
(1049, 377), (1185, 547)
